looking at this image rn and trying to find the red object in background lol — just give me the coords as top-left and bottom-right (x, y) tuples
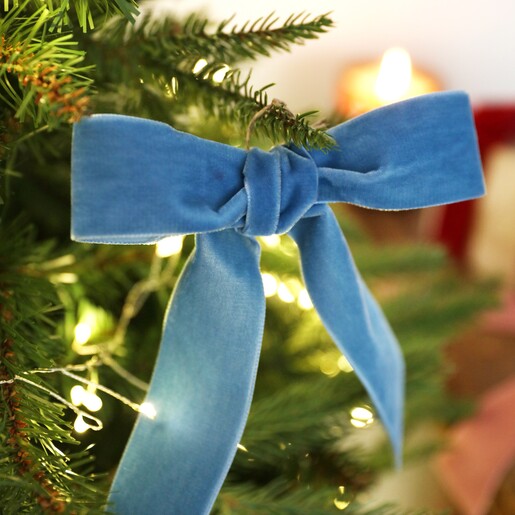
(436, 105), (515, 261)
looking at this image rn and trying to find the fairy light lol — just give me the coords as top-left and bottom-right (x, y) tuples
(333, 485), (351, 510)
(81, 390), (103, 412)
(319, 354), (340, 377)
(260, 235), (281, 248)
(212, 65), (230, 83)
(74, 323), (92, 345)
(73, 414), (92, 434)
(261, 273), (278, 297)
(70, 384), (103, 412)
(70, 385), (86, 406)
(350, 406), (374, 428)
(297, 288), (313, 310)
(277, 282), (295, 303)
(51, 273), (78, 284)
(192, 58), (208, 74)
(139, 402), (157, 419)
(156, 236), (184, 258)
(170, 76), (179, 96)
(337, 355), (353, 373)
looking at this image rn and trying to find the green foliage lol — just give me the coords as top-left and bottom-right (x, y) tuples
(83, 11), (335, 149)
(0, 220), (106, 512)
(2, 0), (139, 31)
(0, 2), (92, 128)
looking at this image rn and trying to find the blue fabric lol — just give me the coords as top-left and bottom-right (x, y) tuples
(71, 91), (484, 514)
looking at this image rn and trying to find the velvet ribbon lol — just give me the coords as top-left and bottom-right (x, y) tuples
(71, 91), (484, 514)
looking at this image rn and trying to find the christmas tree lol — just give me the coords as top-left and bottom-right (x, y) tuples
(0, 2), (493, 513)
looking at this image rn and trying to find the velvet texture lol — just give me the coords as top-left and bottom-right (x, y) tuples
(71, 91), (484, 514)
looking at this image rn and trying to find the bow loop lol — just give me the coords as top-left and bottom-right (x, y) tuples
(241, 146), (318, 236)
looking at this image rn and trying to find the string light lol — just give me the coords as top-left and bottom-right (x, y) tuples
(261, 273), (278, 297)
(74, 322), (92, 345)
(51, 272), (78, 284)
(350, 405), (374, 428)
(297, 288), (313, 310)
(138, 402), (157, 419)
(277, 282), (295, 303)
(319, 354), (340, 377)
(337, 355), (353, 373)
(333, 486), (351, 510)
(212, 65), (230, 83)
(260, 235), (281, 248)
(171, 77), (179, 96)
(192, 58), (208, 74)
(156, 235), (184, 258)
(73, 414), (92, 434)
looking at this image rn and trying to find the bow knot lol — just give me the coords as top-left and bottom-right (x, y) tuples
(241, 146), (318, 236)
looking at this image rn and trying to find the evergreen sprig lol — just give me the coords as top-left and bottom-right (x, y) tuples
(0, 3), (92, 127)
(111, 11), (334, 64)
(85, 11), (336, 150)
(0, 220), (106, 513)
(3, 0), (139, 31)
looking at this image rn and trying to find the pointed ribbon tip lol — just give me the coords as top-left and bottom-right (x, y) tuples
(71, 91), (484, 513)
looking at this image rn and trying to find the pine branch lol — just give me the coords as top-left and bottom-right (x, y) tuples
(2, 0), (139, 31)
(216, 478), (397, 515)
(84, 12), (336, 150)
(109, 11), (334, 64)
(0, 219), (106, 512)
(0, 3), (92, 128)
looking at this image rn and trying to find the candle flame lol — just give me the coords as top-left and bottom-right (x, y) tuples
(374, 47), (412, 104)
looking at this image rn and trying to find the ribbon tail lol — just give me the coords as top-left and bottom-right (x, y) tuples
(108, 230), (265, 514)
(290, 206), (404, 465)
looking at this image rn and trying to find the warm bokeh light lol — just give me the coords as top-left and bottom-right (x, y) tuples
(156, 235), (184, 257)
(261, 272), (279, 297)
(74, 323), (92, 345)
(73, 415), (91, 434)
(139, 402), (157, 419)
(374, 47), (412, 103)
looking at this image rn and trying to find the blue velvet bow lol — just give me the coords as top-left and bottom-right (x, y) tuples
(71, 91), (484, 514)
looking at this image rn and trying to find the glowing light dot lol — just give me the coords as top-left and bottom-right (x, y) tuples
(319, 354), (340, 377)
(74, 323), (92, 345)
(53, 273), (78, 284)
(261, 235), (280, 248)
(350, 405), (374, 428)
(375, 47), (412, 103)
(297, 288), (313, 310)
(192, 58), (208, 74)
(237, 443), (248, 452)
(139, 402), (157, 419)
(70, 385), (86, 406)
(73, 415), (91, 434)
(337, 355), (353, 373)
(156, 236), (183, 257)
(334, 499), (350, 510)
(212, 65), (230, 83)
(334, 485), (350, 510)
(277, 283), (295, 303)
(261, 273), (278, 297)
(171, 76), (179, 95)
(82, 390), (103, 412)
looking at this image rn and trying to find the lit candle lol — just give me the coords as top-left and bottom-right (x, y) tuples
(337, 47), (440, 117)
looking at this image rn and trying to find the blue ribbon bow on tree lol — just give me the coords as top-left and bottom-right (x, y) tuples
(71, 91), (484, 513)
